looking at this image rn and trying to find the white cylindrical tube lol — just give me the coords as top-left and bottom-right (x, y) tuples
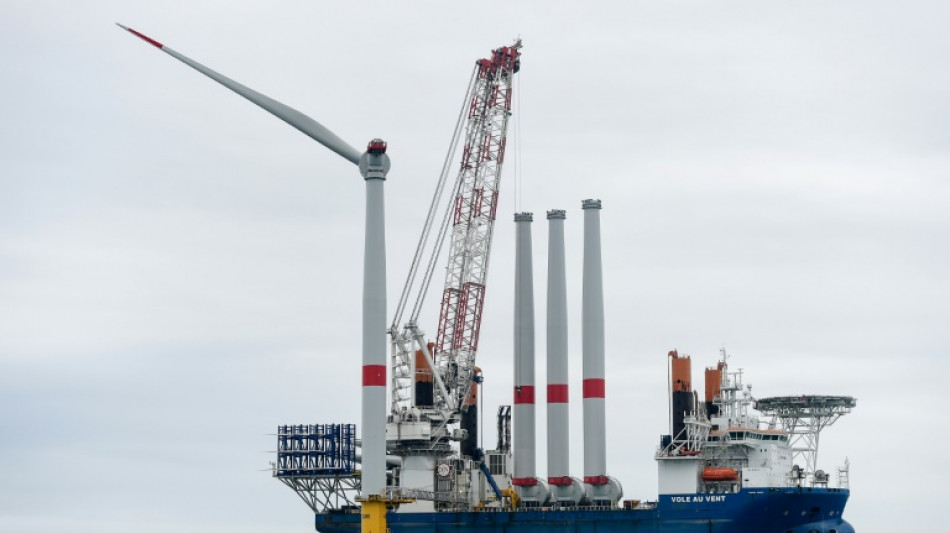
(360, 155), (388, 497)
(581, 199), (607, 487)
(513, 212), (537, 487)
(546, 210), (571, 487)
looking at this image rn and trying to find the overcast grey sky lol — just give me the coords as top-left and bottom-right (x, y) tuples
(1, 1), (947, 532)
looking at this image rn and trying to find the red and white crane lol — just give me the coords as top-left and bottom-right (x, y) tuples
(389, 41), (521, 420)
(386, 41), (521, 506)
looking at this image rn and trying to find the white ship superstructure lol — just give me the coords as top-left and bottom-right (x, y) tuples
(657, 350), (854, 497)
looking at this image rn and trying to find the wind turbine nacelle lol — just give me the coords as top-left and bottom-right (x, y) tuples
(367, 139), (388, 154)
(360, 139), (391, 180)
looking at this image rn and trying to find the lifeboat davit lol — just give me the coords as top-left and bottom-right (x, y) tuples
(701, 467), (739, 482)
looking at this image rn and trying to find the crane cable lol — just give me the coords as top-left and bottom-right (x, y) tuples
(391, 66), (478, 331)
(408, 62), (500, 326)
(408, 68), (490, 324)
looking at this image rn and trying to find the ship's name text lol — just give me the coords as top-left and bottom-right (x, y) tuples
(669, 495), (727, 504)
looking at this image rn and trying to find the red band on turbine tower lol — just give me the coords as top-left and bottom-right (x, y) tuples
(583, 378), (605, 398)
(547, 383), (569, 403)
(362, 364), (386, 387)
(514, 385), (535, 404)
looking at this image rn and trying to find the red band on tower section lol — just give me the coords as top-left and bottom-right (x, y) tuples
(128, 28), (164, 49)
(362, 364), (386, 387)
(547, 384), (569, 403)
(513, 385), (535, 404)
(583, 378), (605, 398)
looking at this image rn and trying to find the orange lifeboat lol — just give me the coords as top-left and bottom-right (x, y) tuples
(702, 467), (739, 482)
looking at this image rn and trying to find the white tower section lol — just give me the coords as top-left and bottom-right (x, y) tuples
(546, 210), (569, 483)
(546, 210), (585, 505)
(513, 212), (537, 485)
(582, 200), (606, 484)
(512, 213), (548, 504)
(359, 146), (391, 497)
(581, 199), (621, 504)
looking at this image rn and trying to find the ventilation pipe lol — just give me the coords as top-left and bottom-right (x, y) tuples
(512, 212), (549, 504)
(581, 199), (622, 505)
(669, 350), (695, 445)
(704, 361), (726, 419)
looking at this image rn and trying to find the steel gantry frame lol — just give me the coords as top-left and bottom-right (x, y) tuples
(275, 472), (361, 514)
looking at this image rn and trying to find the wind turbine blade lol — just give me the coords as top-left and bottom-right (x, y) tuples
(116, 23), (361, 166)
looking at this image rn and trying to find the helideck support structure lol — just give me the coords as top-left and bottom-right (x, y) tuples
(756, 395), (856, 487)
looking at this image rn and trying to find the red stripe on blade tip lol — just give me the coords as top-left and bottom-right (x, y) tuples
(128, 28), (164, 49)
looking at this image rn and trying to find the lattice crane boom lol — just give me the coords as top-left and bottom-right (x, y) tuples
(435, 42), (520, 411)
(390, 41), (521, 418)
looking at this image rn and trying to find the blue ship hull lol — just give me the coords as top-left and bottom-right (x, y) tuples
(315, 488), (852, 533)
